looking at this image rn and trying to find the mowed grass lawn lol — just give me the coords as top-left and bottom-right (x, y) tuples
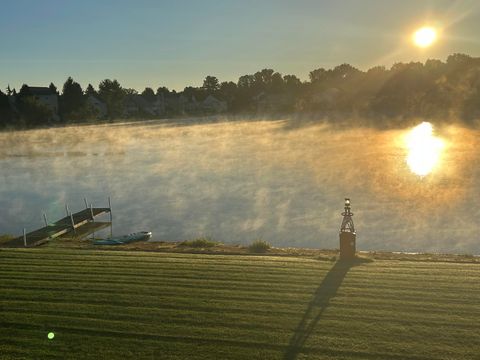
(0, 249), (479, 360)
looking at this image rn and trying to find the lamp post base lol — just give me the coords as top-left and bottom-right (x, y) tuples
(339, 232), (356, 260)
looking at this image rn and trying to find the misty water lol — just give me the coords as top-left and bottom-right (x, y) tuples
(1, 118), (479, 254)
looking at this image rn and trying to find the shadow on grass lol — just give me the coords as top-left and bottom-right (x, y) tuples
(283, 258), (371, 360)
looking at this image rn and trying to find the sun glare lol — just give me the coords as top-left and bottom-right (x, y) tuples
(406, 122), (444, 176)
(413, 27), (437, 48)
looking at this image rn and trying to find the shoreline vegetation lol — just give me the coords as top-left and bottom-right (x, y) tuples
(1, 234), (478, 264)
(2, 53), (480, 130)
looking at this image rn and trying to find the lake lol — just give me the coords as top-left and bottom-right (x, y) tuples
(1, 118), (479, 254)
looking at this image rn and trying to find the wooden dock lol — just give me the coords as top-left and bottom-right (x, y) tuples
(3, 208), (111, 248)
(57, 221), (111, 241)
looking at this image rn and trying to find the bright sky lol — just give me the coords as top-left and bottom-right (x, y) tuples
(1, 0), (479, 91)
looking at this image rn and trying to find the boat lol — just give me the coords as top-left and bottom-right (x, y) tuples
(93, 231), (152, 245)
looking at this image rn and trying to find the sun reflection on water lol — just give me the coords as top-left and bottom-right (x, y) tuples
(405, 122), (445, 176)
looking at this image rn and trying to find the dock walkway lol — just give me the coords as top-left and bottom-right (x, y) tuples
(3, 208), (111, 248)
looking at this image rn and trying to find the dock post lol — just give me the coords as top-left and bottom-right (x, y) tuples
(43, 213), (48, 227)
(70, 213), (76, 235)
(91, 202), (96, 242)
(84, 198), (88, 209)
(108, 196), (113, 238)
(108, 197), (112, 221)
(23, 228), (27, 247)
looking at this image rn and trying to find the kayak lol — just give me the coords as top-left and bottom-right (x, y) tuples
(93, 231), (152, 245)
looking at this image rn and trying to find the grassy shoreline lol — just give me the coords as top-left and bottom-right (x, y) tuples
(2, 234), (479, 264)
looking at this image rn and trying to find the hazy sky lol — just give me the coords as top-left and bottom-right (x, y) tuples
(1, 0), (479, 91)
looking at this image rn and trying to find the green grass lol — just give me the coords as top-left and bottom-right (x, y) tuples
(0, 234), (15, 245)
(248, 239), (271, 253)
(178, 237), (219, 248)
(0, 249), (479, 359)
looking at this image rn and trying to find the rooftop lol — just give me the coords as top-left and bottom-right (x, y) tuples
(28, 87), (55, 96)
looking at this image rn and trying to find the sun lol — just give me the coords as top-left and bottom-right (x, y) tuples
(405, 122), (444, 176)
(413, 26), (437, 48)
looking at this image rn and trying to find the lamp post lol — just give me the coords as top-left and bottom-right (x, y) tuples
(339, 198), (356, 260)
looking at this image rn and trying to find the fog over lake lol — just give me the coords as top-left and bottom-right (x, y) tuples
(1, 118), (479, 254)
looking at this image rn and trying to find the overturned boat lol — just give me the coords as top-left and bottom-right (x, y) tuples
(93, 231), (152, 245)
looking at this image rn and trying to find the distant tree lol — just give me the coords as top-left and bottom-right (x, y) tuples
(270, 72), (284, 93)
(283, 75), (302, 90)
(235, 75), (257, 111)
(183, 86), (198, 99)
(0, 90), (13, 126)
(124, 88), (138, 96)
(331, 63), (360, 79)
(17, 97), (52, 127)
(237, 74), (255, 89)
(253, 69), (275, 88)
(49, 82), (58, 95)
(98, 79), (125, 118)
(15, 84), (30, 119)
(6, 52), (480, 126)
(61, 77), (84, 117)
(462, 87), (480, 123)
(309, 68), (328, 83)
(85, 83), (97, 97)
(248, 69), (285, 93)
(366, 65), (387, 75)
(141, 87), (156, 102)
(446, 53), (472, 67)
(216, 81), (238, 108)
(156, 86), (170, 96)
(18, 84), (31, 98)
(219, 81), (237, 98)
(202, 76), (220, 93)
(357, 66), (388, 110)
(424, 59), (444, 71)
(460, 65), (480, 123)
(220, 81), (237, 92)
(390, 62), (406, 72)
(371, 62), (427, 118)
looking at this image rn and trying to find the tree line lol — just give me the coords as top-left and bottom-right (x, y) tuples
(1, 53), (480, 128)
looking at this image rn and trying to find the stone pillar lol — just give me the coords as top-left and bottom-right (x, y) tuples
(339, 231), (356, 260)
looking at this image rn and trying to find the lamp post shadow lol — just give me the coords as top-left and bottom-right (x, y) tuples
(283, 258), (370, 360)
